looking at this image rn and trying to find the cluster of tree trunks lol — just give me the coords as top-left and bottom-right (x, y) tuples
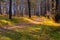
(0, 0), (60, 22)
(45, 0), (60, 23)
(55, 0), (60, 23)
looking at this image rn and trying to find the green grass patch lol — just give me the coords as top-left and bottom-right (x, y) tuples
(0, 17), (28, 26)
(0, 16), (60, 40)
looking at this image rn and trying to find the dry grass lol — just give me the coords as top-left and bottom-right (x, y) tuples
(23, 16), (60, 26)
(0, 15), (60, 40)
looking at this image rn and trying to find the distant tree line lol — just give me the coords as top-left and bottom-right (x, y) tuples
(0, 0), (60, 22)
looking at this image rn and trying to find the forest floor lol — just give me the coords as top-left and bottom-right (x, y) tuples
(0, 15), (60, 40)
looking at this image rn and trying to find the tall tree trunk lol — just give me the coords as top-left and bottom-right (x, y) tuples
(13, 0), (16, 16)
(56, 0), (59, 10)
(0, 1), (2, 14)
(55, 0), (60, 23)
(9, 0), (12, 19)
(40, 0), (43, 16)
(27, 0), (31, 18)
(20, 0), (24, 17)
(36, 0), (41, 16)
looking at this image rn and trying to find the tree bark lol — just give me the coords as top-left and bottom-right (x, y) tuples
(9, 0), (12, 19)
(0, 2), (2, 14)
(27, 0), (31, 18)
(55, 0), (60, 23)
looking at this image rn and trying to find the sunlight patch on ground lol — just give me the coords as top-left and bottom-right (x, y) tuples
(23, 17), (41, 24)
(0, 20), (13, 26)
(23, 16), (60, 26)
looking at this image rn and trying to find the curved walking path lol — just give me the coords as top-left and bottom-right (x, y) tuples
(23, 17), (60, 26)
(1, 17), (60, 30)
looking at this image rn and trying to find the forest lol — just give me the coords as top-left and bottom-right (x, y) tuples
(0, 0), (60, 40)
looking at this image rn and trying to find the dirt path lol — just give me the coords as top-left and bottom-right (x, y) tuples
(23, 17), (60, 26)
(2, 22), (35, 30)
(0, 17), (60, 30)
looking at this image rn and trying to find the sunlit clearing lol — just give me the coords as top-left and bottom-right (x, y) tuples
(23, 16), (60, 26)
